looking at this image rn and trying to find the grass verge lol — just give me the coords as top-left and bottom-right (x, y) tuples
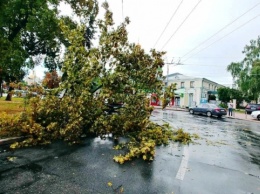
(0, 97), (26, 115)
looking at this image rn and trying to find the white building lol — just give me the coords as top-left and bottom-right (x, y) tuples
(166, 73), (225, 108)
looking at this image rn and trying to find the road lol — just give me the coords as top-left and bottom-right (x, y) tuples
(152, 110), (260, 193)
(0, 110), (259, 194)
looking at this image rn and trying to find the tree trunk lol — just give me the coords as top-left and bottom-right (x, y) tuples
(5, 86), (14, 101)
(0, 79), (2, 97)
(0, 72), (3, 97)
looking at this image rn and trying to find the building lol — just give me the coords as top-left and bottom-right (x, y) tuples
(166, 73), (225, 108)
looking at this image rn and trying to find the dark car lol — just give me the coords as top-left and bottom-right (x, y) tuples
(189, 103), (227, 118)
(245, 104), (260, 114)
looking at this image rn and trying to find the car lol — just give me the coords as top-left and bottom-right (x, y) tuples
(245, 104), (260, 114)
(189, 103), (227, 118)
(251, 110), (260, 120)
(13, 90), (28, 97)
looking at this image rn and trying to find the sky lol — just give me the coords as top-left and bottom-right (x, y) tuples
(31, 0), (260, 87)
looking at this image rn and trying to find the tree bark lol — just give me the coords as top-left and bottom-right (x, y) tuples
(0, 69), (2, 97)
(0, 78), (2, 97)
(5, 86), (14, 101)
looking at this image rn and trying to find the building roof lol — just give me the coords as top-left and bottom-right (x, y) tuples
(167, 73), (199, 81)
(166, 72), (226, 88)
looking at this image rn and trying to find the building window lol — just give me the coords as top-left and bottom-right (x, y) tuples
(190, 81), (194, 88)
(181, 82), (184, 88)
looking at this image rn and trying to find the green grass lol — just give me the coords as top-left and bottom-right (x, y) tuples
(234, 109), (246, 113)
(0, 97), (26, 114)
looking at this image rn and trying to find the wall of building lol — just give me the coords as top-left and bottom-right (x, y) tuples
(166, 73), (224, 108)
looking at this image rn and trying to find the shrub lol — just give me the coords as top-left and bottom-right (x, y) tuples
(218, 103), (227, 109)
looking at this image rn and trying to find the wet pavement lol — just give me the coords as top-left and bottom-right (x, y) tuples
(0, 110), (260, 194)
(153, 106), (258, 122)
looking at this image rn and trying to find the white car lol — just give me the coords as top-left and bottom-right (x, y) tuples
(251, 111), (260, 120)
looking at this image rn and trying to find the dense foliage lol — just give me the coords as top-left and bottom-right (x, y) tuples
(217, 87), (243, 106)
(42, 71), (61, 89)
(0, 0), (98, 100)
(0, 2), (191, 164)
(227, 36), (260, 103)
(0, 0), (60, 99)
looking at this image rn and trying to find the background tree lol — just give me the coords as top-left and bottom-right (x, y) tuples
(217, 87), (244, 107)
(229, 88), (244, 106)
(217, 87), (231, 103)
(0, 0), (60, 100)
(42, 71), (61, 89)
(227, 36), (260, 103)
(0, 0), (99, 100)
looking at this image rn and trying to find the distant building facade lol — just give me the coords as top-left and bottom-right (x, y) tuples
(165, 73), (225, 108)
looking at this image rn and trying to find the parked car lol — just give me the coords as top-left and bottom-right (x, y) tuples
(189, 103), (227, 118)
(245, 104), (260, 114)
(13, 90), (28, 97)
(251, 110), (260, 120)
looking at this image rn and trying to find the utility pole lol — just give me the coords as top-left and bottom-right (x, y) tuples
(165, 58), (182, 86)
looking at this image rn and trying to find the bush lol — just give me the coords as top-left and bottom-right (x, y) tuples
(0, 112), (24, 138)
(218, 103), (227, 109)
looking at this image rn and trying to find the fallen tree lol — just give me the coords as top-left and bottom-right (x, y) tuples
(0, 2), (192, 164)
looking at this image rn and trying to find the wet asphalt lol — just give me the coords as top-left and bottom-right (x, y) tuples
(0, 110), (260, 194)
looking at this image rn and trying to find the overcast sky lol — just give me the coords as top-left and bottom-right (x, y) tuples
(99, 0), (260, 86)
(33, 0), (260, 87)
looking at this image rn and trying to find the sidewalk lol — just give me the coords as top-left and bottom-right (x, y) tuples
(152, 106), (258, 122)
(227, 111), (256, 122)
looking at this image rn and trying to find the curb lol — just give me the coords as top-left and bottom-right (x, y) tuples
(225, 116), (259, 123)
(153, 106), (188, 112)
(0, 136), (25, 146)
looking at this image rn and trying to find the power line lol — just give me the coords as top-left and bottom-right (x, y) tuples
(176, 56), (243, 59)
(181, 2), (260, 59)
(153, 0), (184, 48)
(182, 14), (260, 63)
(176, 63), (228, 67)
(161, 0), (202, 50)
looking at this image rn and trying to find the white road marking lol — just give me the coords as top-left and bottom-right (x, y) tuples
(176, 146), (189, 180)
